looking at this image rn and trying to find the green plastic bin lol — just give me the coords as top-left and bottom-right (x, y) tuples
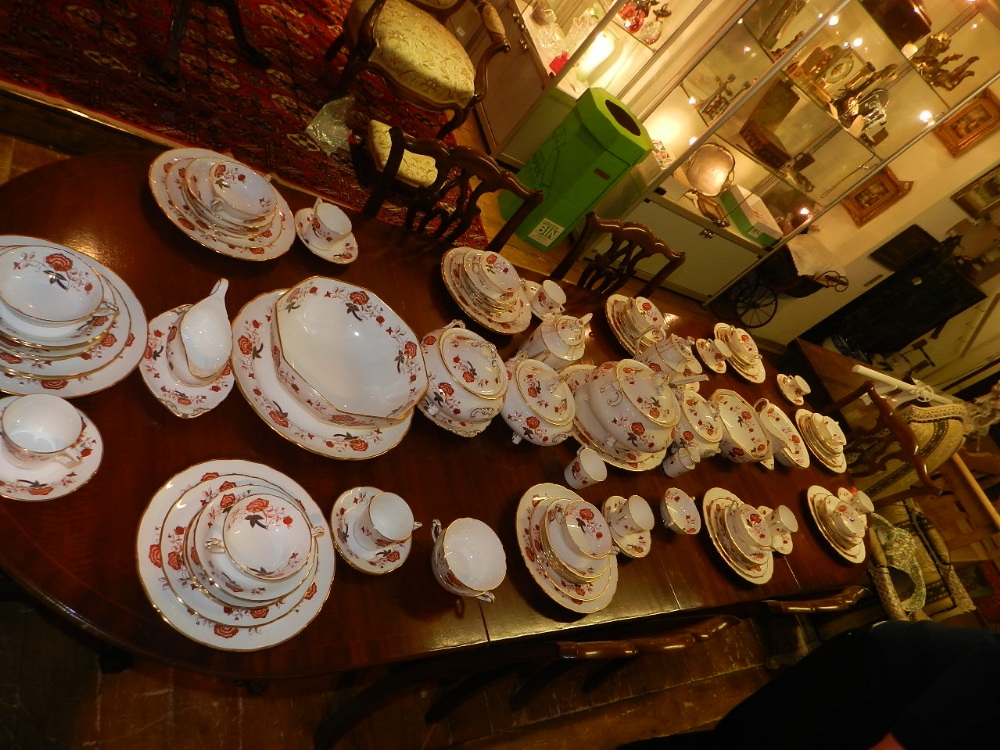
(500, 88), (652, 251)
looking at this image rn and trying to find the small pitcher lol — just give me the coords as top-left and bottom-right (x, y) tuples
(167, 278), (232, 386)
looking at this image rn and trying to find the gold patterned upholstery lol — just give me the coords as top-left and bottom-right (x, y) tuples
(327, 0), (510, 138)
(367, 119), (437, 188)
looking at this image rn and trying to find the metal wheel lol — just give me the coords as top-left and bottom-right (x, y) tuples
(733, 279), (778, 329)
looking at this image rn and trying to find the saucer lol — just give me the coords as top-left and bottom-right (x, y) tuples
(795, 410), (847, 473)
(807, 485), (865, 563)
(695, 338), (727, 374)
(331, 486), (413, 574)
(759, 506), (793, 555)
(0, 396), (103, 501)
(140, 306), (235, 419)
(777, 374), (805, 406)
(603, 495), (651, 559)
(703, 488), (774, 584)
(730, 356), (766, 384)
(293, 208), (359, 264)
(231, 291), (412, 460)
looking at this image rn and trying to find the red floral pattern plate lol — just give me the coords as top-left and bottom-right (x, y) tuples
(331, 486), (413, 575)
(703, 488), (774, 584)
(441, 247), (530, 334)
(0, 396), (103, 501)
(136, 459), (335, 651)
(140, 306), (235, 419)
(231, 292), (412, 460)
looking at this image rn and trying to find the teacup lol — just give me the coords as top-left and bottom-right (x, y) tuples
(564, 446), (607, 489)
(220, 492), (318, 581)
(530, 280), (566, 317)
(660, 488), (701, 535)
(826, 494), (867, 543)
(353, 491), (421, 551)
(725, 502), (772, 562)
(0, 394), (85, 469)
(540, 499), (611, 581)
(840, 487), (874, 516)
(207, 160), (276, 223)
(764, 504), (799, 538)
(811, 413), (846, 447)
(662, 445), (699, 477)
(430, 517), (506, 603)
(307, 199), (352, 245)
(606, 494), (655, 538)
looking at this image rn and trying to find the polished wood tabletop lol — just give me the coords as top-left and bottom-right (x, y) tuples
(0, 151), (863, 680)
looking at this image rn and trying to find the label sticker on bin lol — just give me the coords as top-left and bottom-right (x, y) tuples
(528, 219), (565, 247)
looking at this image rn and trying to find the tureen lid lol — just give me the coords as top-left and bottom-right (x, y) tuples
(439, 326), (507, 399)
(678, 390), (722, 443)
(540, 312), (591, 359)
(615, 359), (679, 428)
(514, 358), (575, 426)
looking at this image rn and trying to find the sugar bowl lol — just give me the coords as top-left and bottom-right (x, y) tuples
(517, 312), (591, 371)
(501, 356), (575, 445)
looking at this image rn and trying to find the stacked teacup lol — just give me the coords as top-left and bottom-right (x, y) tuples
(453, 248), (527, 323)
(607, 295), (668, 354)
(0, 245), (119, 362)
(817, 488), (873, 551)
(799, 412), (847, 467)
(538, 498), (616, 586)
(181, 157), (278, 241)
(722, 501), (772, 567)
(716, 325), (762, 373)
(185, 481), (324, 608)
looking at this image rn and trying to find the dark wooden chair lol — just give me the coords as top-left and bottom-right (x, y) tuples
(362, 125), (543, 253)
(324, 0), (509, 138)
(549, 212), (686, 298)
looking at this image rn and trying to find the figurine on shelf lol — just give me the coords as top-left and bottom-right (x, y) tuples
(911, 33), (980, 91)
(636, 5), (672, 45)
(618, 0), (667, 35)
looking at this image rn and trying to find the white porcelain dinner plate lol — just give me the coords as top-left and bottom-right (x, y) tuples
(330, 486), (413, 575)
(136, 459), (335, 651)
(149, 148), (293, 262)
(230, 291), (412, 460)
(795, 409), (847, 473)
(139, 306), (235, 419)
(441, 247), (531, 334)
(516, 483), (618, 613)
(807, 485), (866, 564)
(603, 495), (651, 559)
(293, 208), (359, 264)
(703, 488), (774, 584)
(0, 396), (103, 501)
(0, 237), (146, 398)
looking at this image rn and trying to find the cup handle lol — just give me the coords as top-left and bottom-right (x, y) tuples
(430, 519), (443, 543)
(412, 521), (423, 531)
(50, 449), (84, 468)
(205, 537), (225, 553)
(475, 591), (496, 603)
(753, 397), (769, 411)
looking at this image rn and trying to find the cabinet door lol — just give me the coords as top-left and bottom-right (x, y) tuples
(629, 198), (760, 301)
(473, 2), (549, 154)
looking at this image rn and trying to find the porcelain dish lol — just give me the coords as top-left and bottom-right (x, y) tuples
(331, 486), (413, 575)
(703, 488), (774, 584)
(441, 247), (531, 334)
(294, 208), (358, 264)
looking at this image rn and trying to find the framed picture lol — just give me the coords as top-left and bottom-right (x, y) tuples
(841, 168), (913, 227)
(952, 164), (1000, 219)
(933, 89), (1000, 157)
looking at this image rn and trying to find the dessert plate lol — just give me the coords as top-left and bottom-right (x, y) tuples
(136, 459), (334, 651)
(703, 488), (774, 584)
(149, 148), (293, 262)
(0, 396), (103, 501)
(441, 247), (530, 334)
(331, 486), (413, 574)
(695, 338), (727, 374)
(603, 495), (651, 559)
(294, 208), (358, 264)
(807, 485), (865, 563)
(140, 306), (235, 418)
(516, 483), (617, 614)
(231, 292), (412, 460)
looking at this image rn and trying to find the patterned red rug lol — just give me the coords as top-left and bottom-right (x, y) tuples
(0, 0), (486, 245)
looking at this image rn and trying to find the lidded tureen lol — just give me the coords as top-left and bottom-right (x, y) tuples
(501, 356), (575, 446)
(710, 388), (770, 463)
(418, 320), (508, 437)
(517, 312), (592, 371)
(586, 359), (680, 454)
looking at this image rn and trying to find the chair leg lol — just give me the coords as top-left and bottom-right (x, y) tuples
(331, 51), (366, 98)
(508, 659), (580, 712)
(325, 32), (347, 62)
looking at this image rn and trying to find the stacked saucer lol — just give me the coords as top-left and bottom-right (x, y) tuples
(605, 294), (673, 356)
(795, 409), (847, 472)
(137, 459), (335, 651)
(807, 485), (869, 563)
(516, 483), (618, 613)
(441, 247), (531, 333)
(0, 237), (146, 397)
(703, 488), (774, 584)
(149, 148), (294, 261)
(714, 323), (765, 383)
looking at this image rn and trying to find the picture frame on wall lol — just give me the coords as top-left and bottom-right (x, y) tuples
(933, 89), (1000, 157)
(952, 164), (1000, 218)
(841, 168), (913, 227)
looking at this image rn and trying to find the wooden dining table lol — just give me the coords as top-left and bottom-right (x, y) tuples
(0, 150), (864, 682)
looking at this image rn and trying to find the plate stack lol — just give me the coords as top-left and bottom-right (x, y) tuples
(807, 485), (868, 563)
(795, 409), (847, 472)
(703, 488), (774, 584)
(516, 483), (619, 614)
(137, 459), (335, 651)
(441, 247), (531, 333)
(149, 148), (294, 261)
(714, 323), (765, 383)
(0, 237), (146, 397)
(605, 294), (671, 355)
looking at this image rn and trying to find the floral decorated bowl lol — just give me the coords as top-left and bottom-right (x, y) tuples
(673, 389), (722, 458)
(420, 320), (507, 426)
(272, 277), (427, 428)
(222, 492), (315, 581)
(205, 159), (276, 223)
(710, 389), (770, 463)
(501, 357), (575, 446)
(0, 245), (108, 328)
(586, 359), (679, 454)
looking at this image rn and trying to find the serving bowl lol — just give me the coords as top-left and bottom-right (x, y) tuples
(501, 356), (575, 445)
(586, 359), (679, 453)
(272, 277), (427, 428)
(710, 389), (770, 463)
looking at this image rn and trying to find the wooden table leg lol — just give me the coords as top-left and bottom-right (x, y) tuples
(161, 0), (269, 81)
